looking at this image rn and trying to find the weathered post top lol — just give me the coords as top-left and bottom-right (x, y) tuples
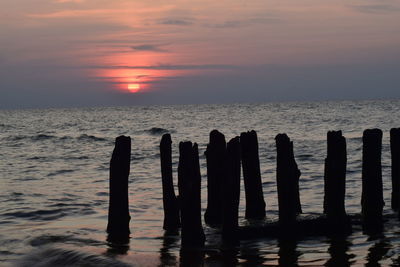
(275, 133), (302, 225)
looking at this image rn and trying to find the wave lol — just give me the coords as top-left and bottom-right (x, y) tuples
(29, 234), (104, 247)
(14, 176), (40, 182)
(31, 134), (57, 141)
(3, 204), (95, 221)
(348, 136), (362, 141)
(17, 247), (131, 267)
(77, 134), (107, 142)
(146, 127), (170, 135)
(297, 154), (314, 160)
(27, 156), (48, 161)
(47, 169), (75, 177)
(64, 155), (89, 160)
(29, 155), (88, 162)
(130, 152), (146, 161)
(59, 136), (74, 141)
(5, 134), (107, 143)
(0, 123), (13, 129)
(3, 209), (69, 221)
(6, 134), (58, 142)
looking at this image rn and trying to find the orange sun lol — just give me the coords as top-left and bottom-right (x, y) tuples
(127, 83), (140, 93)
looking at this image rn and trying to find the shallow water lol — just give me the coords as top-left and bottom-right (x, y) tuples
(1, 99), (400, 266)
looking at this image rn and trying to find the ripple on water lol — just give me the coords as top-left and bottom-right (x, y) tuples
(3, 209), (70, 221)
(2, 204), (96, 221)
(29, 234), (104, 247)
(17, 247), (132, 267)
(12, 176), (40, 182)
(63, 155), (89, 160)
(47, 169), (75, 177)
(27, 156), (49, 161)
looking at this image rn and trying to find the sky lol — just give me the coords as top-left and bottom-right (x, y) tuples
(1, 0), (400, 108)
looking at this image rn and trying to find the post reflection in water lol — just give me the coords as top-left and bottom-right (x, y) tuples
(179, 249), (205, 267)
(366, 235), (391, 267)
(392, 254), (400, 266)
(203, 248), (239, 267)
(278, 238), (300, 266)
(362, 220), (384, 237)
(220, 248), (240, 266)
(157, 229), (399, 266)
(159, 233), (179, 266)
(238, 240), (264, 266)
(155, 212), (400, 266)
(105, 234), (130, 257)
(325, 236), (354, 267)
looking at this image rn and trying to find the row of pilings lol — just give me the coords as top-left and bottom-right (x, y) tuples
(106, 128), (400, 246)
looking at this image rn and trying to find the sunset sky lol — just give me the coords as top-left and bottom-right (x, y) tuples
(1, 0), (400, 108)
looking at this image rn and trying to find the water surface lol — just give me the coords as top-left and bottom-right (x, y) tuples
(1, 100), (400, 266)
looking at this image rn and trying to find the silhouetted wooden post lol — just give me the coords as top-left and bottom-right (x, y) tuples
(323, 131), (347, 220)
(291, 141), (302, 215)
(178, 141), (205, 247)
(204, 130), (226, 226)
(390, 128), (400, 211)
(107, 136), (131, 241)
(275, 134), (302, 225)
(222, 137), (241, 244)
(160, 134), (180, 232)
(361, 129), (384, 224)
(240, 130), (266, 219)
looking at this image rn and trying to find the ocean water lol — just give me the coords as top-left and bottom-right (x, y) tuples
(1, 99), (400, 266)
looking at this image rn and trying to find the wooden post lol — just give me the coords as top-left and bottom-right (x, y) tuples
(323, 131), (347, 220)
(178, 141), (205, 247)
(361, 129), (384, 224)
(222, 137), (241, 244)
(290, 140), (302, 215)
(204, 130), (226, 226)
(240, 130), (266, 219)
(160, 134), (180, 232)
(275, 134), (302, 225)
(390, 128), (400, 211)
(107, 136), (131, 241)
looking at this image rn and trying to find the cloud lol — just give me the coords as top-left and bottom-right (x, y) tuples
(136, 75), (149, 79)
(90, 74), (178, 82)
(350, 4), (400, 14)
(207, 20), (242, 28)
(96, 64), (240, 70)
(130, 44), (167, 52)
(159, 18), (193, 26)
(29, 9), (122, 19)
(55, 0), (85, 3)
(204, 17), (280, 28)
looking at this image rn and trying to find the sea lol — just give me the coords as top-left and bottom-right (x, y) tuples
(1, 99), (400, 266)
